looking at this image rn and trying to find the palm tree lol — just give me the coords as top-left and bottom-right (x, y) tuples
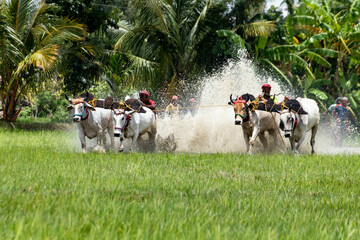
(113, 0), (224, 93)
(0, 0), (87, 122)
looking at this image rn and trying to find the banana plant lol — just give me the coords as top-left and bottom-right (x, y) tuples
(338, 68), (360, 111)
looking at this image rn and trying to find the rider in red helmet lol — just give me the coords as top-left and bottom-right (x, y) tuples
(258, 83), (278, 103)
(139, 90), (156, 112)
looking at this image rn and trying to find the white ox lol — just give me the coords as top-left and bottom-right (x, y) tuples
(279, 97), (320, 154)
(112, 106), (157, 152)
(229, 94), (279, 154)
(66, 95), (115, 153)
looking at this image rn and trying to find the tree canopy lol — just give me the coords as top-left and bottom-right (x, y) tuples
(1, 0), (360, 122)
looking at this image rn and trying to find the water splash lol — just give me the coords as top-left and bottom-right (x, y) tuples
(155, 56), (360, 154)
(156, 57), (286, 153)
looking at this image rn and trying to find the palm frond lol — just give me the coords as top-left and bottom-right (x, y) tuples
(7, 0), (36, 32)
(188, 0), (212, 46)
(111, 20), (133, 49)
(134, 0), (170, 34)
(242, 21), (276, 38)
(39, 18), (87, 47)
(15, 44), (60, 76)
(124, 52), (158, 83)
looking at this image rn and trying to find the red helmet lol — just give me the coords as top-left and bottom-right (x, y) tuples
(261, 83), (271, 89)
(139, 90), (150, 96)
(171, 95), (178, 100)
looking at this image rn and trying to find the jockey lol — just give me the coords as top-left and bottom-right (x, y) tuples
(165, 95), (180, 117)
(139, 90), (156, 112)
(257, 83), (277, 103)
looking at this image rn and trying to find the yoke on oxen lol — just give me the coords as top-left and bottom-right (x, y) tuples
(247, 97), (308, 115)
(78, 92), (117, 109)
(247, 96), (319, 154)
(228, 93), (280, 154)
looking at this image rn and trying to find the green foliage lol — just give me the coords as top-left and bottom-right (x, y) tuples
(18, 92), (69, 122)
(88, 80), (113, 99)
(0, 0), (87, 122)
(212, 30), (245, 58)
(45, 0), (117, 32)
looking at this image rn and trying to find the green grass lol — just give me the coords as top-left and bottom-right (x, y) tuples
(0, 130), (360, 239)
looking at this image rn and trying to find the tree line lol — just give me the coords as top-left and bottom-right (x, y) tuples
(1, 0), (360, 122)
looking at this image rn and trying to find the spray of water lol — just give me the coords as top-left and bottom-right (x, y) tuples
(68, 54), (360, 154)
(156, 57), (286, 153)
(155, 55), (360, 154)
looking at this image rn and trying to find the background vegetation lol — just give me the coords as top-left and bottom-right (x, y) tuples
(1, 0), (360, 122)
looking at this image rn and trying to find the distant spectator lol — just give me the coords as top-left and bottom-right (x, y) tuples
(332, 97), (356, 146)
(188, 98), (197, 116)
(165, 95), (180, 117)
(324, 97), (342, 121)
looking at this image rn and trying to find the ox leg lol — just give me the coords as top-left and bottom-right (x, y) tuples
(78, 128), (86, 153)
(249, 125), (260, 146)
(294, 134), (306, 154)
(119, 138), (125, 152)
(97, 127), (104, 147)
(268, 129), (278, 148)
(148, 128), (157, 152)
(258, 133), (268, 150)
(106, 123), (115, 151)
(288, 136), (295, 153)
(243, 132), (250, 153)
(102, 131), (107, 147)
(310, 124), (318, 154)
(249, 126), (260, 154)
(129, 131), (139, 152)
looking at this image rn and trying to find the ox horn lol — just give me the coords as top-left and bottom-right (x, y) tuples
(84, 91), (89, 101)
(65, 94), (70, 102)
(229, 94), (235, 104)
(110, 102), (115, 110)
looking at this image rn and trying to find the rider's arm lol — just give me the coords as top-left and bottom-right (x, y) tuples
(144, 99), (156, 110)
(331, 105), (338, 121)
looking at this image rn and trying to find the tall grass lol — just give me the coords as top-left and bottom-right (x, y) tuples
(0, 130), (359, 239)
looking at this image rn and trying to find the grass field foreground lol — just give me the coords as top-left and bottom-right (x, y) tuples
(0, 130), (360, 239)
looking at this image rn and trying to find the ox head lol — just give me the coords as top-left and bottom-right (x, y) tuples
(278, 109), (297, 138)
(65, 94), (95, 122)
(112, 105), (134, 139)
(229, 94), (248, 125)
